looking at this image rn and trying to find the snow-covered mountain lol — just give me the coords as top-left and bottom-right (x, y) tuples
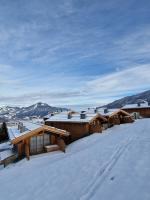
(101, 90), (150, 109)
(0, 102), (68, 120)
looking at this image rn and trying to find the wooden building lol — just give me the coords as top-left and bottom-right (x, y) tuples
(122, 101), (150, 118)
(98, 108), (134, 126)
(108, 109), (134, 124)
(8, 122), (70, 160)
(45, 112), (107, 142)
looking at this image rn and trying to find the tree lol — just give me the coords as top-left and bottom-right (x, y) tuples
(0, 122), (9, 142)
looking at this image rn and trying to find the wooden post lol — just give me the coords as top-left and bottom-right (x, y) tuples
(50, 135), (56, 144)
(25, 139), (30, 160)
(57, 137), (66, 152)
(17, 142), (23, 159)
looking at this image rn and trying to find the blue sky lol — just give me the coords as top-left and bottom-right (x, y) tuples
(0, 0), (150, 107)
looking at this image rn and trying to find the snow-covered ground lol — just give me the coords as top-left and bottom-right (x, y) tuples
(0, 119), (150, 200)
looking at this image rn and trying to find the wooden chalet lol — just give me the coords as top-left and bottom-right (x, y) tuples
(98, 108), (134, 126)
(122, 101), (150, 118)
(8, 122), (70, 160)
(45, 111), (107, 142)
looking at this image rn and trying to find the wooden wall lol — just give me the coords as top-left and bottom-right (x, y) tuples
(45, 121), (89, 142)
(45, 119), (102, 142)
(122, 108), (150, 118)
(89, 119), (102, 133)
(120, 116), (134, 123)
(17, 142), (25, 159)
(109, 115), (120, 125)
(108, 113), (133, 125)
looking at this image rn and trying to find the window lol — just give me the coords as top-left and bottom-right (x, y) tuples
(30, 133), (51, 154)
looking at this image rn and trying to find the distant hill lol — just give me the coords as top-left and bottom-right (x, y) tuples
(0, 102), (68, 120)
(101, 90), (150, 109)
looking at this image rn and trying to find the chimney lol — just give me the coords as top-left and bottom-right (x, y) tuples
(20, 126), (26, 133)
(81, 110), (86, 113)
(18, 122), (25, 133)
(80, 113), (86, 119)
(18, 122), (22, 130)
(137, 102), (141, 107)
(68, 112), (72, 119)
(94, 107), (98, 113)
(104, 108), (108, 114)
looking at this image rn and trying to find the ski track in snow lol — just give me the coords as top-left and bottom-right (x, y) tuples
(80, 121), (147, 200)
(80, 138), (133, 200)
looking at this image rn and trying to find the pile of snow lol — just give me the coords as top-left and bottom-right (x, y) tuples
(0, 142), (14, 162)
(0, 119), (150, 200)
(0, 150), (14, 161)
(0, 142), (12, 150)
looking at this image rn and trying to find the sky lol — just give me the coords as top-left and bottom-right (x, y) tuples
(0, 0), (150, 107)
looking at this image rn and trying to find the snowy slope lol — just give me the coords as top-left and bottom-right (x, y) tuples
(0, 119), (150, 200)
(102, 89), (150, 108)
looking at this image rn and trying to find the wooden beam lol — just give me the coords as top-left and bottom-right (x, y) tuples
(43, 125), (70, 136)
(11, 125), (70, 145)
(11, 127), (44, 144)
(25, 139), (30, 160)
(109, 109), (131, 118)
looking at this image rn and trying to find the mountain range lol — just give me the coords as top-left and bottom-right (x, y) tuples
(0, 102), (68, 121)
(0, 90), (150, 122)
(102, 90), (150, 109)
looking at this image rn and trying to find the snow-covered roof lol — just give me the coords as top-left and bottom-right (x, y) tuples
(8, 122), (42, 141)
(97, 108), (119, 116)
(46, 112), (105, 123)
(122, 101), (150, 109)
(0, 142), (14, 162)
(44, 114), (53, 119)
(8, 121), (70, 144)
(22, 121), (42, 130)
(44, 112), (60, 119)
(8, 128), (21, 141)
(0, 150), (15, 161)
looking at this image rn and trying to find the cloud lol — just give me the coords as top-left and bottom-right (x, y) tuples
(0, 64), (18, 85)
(0, 90), (87, 106)
(0, 64), (149, 106)
(0, 64), (13, 73)
(0, 0), (149, 70)
(0, 0), (150, 106)
(86, 65), (150, 97)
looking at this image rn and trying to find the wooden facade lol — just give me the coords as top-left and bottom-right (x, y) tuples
(122, 107), (150, 118)
(11, 125), (70, 160)
(45, 114), (107, 142)
(105, 110), (134, 125)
